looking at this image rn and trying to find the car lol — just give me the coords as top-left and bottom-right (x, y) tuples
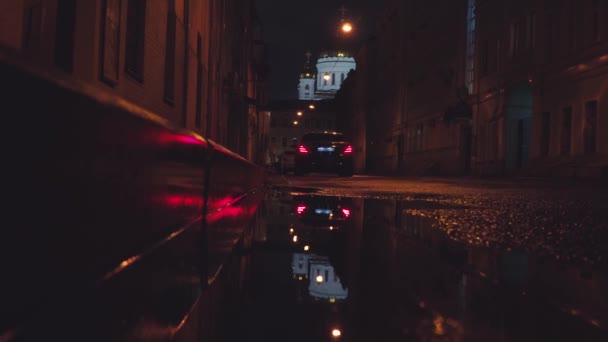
(294, 131), (354, 177)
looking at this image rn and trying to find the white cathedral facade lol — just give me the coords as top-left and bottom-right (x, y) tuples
(298, 51), (356, 101)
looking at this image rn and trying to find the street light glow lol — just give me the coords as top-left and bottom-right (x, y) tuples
(316, 275), (324, 283)
(297, 111), (303, 116)
(332, 329), (342, 338)
(293, 121), (299, 125)
(309, 104), (315, 109)
(341, 22), (353, 33)
(323, 73), (331, 81)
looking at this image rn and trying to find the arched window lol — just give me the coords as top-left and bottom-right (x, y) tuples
(331, 73), (336, 85)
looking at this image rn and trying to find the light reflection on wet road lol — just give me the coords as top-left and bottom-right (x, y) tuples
(221, 178), (608, 342)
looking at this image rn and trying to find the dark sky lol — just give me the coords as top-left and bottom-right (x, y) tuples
(256, 0), (388, 101)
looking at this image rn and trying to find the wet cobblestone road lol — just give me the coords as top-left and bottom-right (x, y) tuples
(221, 175), (608, 341)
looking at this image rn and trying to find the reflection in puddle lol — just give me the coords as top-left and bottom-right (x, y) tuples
(222, 189), (608, 341)
(292, 253), (348, 301)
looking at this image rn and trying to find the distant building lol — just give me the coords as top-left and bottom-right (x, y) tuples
(334, 0), (607, 179)
(298, 51), (356, 101)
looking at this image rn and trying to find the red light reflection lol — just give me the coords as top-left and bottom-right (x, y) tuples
(158, 132), (205, 146)
(165, 195), (204, 208)
(342, 208), (351, 218)
(297, 205), (307, 215)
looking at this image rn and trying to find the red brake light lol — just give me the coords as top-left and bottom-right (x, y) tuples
(297, 205), (307, 215)
(344, 146), (353, 154)
(342, 208), (351, 218)
(298, 145), (309, 154)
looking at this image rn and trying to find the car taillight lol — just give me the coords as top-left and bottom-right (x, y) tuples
(298, 145), (309, 154)
(344, 145), (353, 154)
(342, 208), (351, 218)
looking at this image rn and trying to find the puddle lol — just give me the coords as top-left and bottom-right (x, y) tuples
(220, 188), (608, 341)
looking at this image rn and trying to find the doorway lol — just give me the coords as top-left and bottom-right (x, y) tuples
(504, 84), (533, 171)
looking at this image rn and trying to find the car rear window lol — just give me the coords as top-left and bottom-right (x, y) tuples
(301, 133), (344, 142)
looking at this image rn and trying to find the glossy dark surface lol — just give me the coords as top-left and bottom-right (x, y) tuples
(0, 57), (266, 341)
(221, 186), (608, 342)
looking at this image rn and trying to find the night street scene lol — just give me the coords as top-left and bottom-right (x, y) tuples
(1, 0), (608, 341)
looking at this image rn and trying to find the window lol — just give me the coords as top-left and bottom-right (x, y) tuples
(341, 73), (345, 83)
(164, 0), (176, 103)
(416, 124), (424, 151)
(465, 0), (476, 94)
(100, 0), (121, 85)
(480, 39), (489, 76)
(195, 34), (203, 127)
(23, 3), (43, 52)
(54, 0), (77, 72)
(591, 0), (601, 43)
(528, 11), (536, 48)
(496, 39), (502, 71)
(301, 132), (345, 143)
(125, 0), (146, 81)
(567, 0), (575, 51)
(540, 112), (551, 157)
(509, 23), (518, 57)
(545, 7), (555, 62)
(584, 101), (598, 153)
(561, 107), (572, 156)
(331, 73), (336, 85)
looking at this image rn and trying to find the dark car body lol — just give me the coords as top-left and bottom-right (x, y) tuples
(294, 131), (354, 176)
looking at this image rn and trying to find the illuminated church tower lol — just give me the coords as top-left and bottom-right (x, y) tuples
(298, 51), (316, 100)
(297, 50), (356, 101)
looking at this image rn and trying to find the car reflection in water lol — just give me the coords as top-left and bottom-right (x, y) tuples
(289, 195), (353, 339)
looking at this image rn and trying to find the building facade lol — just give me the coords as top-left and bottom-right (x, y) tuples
(335, 0), (607, 179)
(0, 0), (268, 162)
(335, 0), (471, 176)
(298, 51), (356, 101)
(473, 0), (608, 178)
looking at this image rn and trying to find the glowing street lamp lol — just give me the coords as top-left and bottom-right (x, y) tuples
(331, 329), (342, 338)
(297, 111), (303, 116)
(316, 275), (324, 283)
(341, 22), (353, 33)
(309, 104), (315, 110)
(293, 121), (299, 126)
(323, 73), (331, 81)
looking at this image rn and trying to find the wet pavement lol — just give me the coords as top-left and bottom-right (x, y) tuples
(219, 175), (608, 341)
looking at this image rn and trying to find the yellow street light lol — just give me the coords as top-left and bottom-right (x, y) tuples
(293, 121), (299, 125)
(331, 329), (342, 338)
(323, 73), (331, 81)
(341, 22), (353, 33)
(316, 275), (324, 283)
(309, 104), (315, 110)
(297, 111), (303, 116)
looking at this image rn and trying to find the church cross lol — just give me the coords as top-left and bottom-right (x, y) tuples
(338, 5), (348, 19)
